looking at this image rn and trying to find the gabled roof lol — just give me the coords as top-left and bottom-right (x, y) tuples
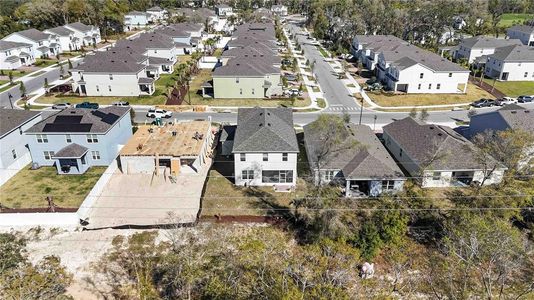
(26, 107), (130, 134)
(383, 117), (504, 171)
(75, 50), (147, 73)
(65, 22), (93, 33)
(54, 143), (88, 158)
(508, 25), (534, 35)
(490, 44), (534, 62)
(459, 36), (522, 49)
(232, 107), (299, 153)
(0, 109), (41, 138)
(213, 57), (279, 76)
(0, 40), (31, 51)
(471, 104), (534, 133)
(304, 122), (404, 179)
(45, 26), (74, 37)
(12, 28), (50, 42)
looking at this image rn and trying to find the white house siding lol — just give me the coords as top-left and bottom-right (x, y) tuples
(2, 34), (52, 58)
(213, 74), (282, 98)
(43, 31), (74, 52)
(25, 113), (132, 169)
(124, 15), (149, 31)
(484, 58), (534, 81)
(0, 44), (35, 69)
(147, 48), (176, 61)
(0, 115), (42, 186)
(421, 169), (505, 187)
(455, 46), (498, 63)
(234, 152), (298, 187)
(72, 70), (148, 96)
(386, 64), (469, 94)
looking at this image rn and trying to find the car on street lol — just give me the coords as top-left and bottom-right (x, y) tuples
(112, 101), (130, 106)
(517, 95), (534, 103)
(284, 74), (298, 81)
(52, 103), (71, 110)
(495, 97), (517, 106)
(146, 108), (172, 118)
(470, 99), (497, 108)
(75, 102), (99, 109)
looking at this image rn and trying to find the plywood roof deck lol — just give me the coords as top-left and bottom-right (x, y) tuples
(121, 121), (211, 157)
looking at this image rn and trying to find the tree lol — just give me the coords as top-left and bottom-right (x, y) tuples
(419, 108), (429, 122)
(43, 77), (49, 95)
(67, 59), (73, 69)
(19, 81), (26, 98)
(8, 71), (13, 84)
(409, 107), (417, 118)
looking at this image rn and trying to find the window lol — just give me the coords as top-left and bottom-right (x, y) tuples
(325, 170), (335, 181)
(240, 153), (246, 161)
(12, 149), (17, 159)
(417, 84), (421, 90)
(91, 151), (100, 160)
(109, 74), (113, 80)
(524, 72), (528, 78)
(81, 156), (86, 165)
(242, 170), (254, 180)
(236, 78), (239, 83)
(262, 170), (293, 183)
(263, 153), (268, 161)
(437, 83), (441, 90)
(239, 88), (242, 95)
(448, 73), (452, 77)
(65, 134), (72, 143)
(382, 180), (395, 190)
(87, 134), (98, 143)
(432, 172), (441, 180)
(419, 73), (424, 79)
(282, 153), (288, 161)
(36, 134), (48, 143)
(43, 151), (55, 160)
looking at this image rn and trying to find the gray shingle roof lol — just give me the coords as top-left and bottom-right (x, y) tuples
(459, 36), (523, 49)
(213, 56), (279, 76)
(75, 51), (147, 73)
(304, 122), (404, 179)
(383, 44), (468, 72)
(65, 22), (93, 33)
(0, 109), (41, 138)
(45, 26), (74, 36)
(490, 44), (534, 62)
(472, 105), (534, 133)
(54, 143), (88, 158)
(14, 28), (50, 42)
(508, 25), (534, 35)
(233, 107), (299, 153)
(384, 117), (504, 171)
(26, 107), (130, 134)
(0, 40), (32, 51)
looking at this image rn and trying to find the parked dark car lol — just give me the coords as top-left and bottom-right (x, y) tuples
(517, 95), (534, 103)
(471, 99), (497, 108)
(75, 102), (99, 109)
(281, 58), (292, 65)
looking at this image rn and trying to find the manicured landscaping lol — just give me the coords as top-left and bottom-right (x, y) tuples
(368, 83), (494, 107)
(482, 78), (534, 97)
(0, 69), (28, 78)
(0, 166), (106, 208)
(316, 45), (329, 58)
(498, 13), (534, 27)
(312, 86), (320, 92)
(316, 98), (326, 108)
(36, 93), (165, 106)
(35, 59), (58, 68)
(0, 82), (18, 93)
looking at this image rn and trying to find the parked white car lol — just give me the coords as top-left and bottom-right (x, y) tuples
(146, 108), (172, 118)
(495, 97), (517, 106)
(284, 88), (302, 97)
(52, 103), (71, 110)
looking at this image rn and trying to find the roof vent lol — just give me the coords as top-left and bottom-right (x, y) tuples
(267, 123), (271, 126)
(70, 110), (76, 114)
(525, 110), (530, 113)
(429, 126), (434, 129)
(437, 133), (443, 136)
(511, 111), (517, 114)
(259, 123), (263, 127)
(259, 112), (263, 116)
(267, 112), (270, 116)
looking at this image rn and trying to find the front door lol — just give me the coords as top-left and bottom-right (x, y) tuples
(501, 72), (509, 80)
(80, 85), (86, 95)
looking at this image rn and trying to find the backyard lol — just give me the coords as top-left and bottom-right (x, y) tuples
(481, 78), (534, 97)
(498, 13), (534, 27)
(201, 133), (311, 217)
(367, 83), (493, 107)
(0, 166), (106, 209)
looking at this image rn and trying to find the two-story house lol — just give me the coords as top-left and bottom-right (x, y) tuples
(146, 6), (167, 22)
(0, 41), (35, 69)
(271, 5), (288, 16)
(484, 44), (534, 81)
(0, 109), (42, 185)
(155, 23), (204, 55)
(44, 26), (78, 52)
(304, 121), (405, 197)
(215, 4), (233, 17)
(2, 28), (59, 58)
(25, 107), (132, 175)
(71, 50), (156, 96)
(233, 107), (299, 188)
(64, 22), (101, 47)
(454, 36), (523, 63)
(124, 11), (151, 31)
(507, 25), (534, 46)
(383, 117), (506, 188)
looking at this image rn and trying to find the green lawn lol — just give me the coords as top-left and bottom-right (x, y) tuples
(0, 69), (28, 78)
(482, 79), (534, 97)
(34, 59), (58, 68)
(498, 13), (534, 27)
(316, 45), (329, 58)
(0, 166), (106, 208)
(368, 83), (493, 107)
(316, 98), (326, 108)
(0, 82), (18, 93)
(36, 93), (165, 106)
(0, 80), (8, 85)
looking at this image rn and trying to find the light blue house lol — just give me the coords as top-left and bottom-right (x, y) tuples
(0, 109), (42, 185)
(25, 106), (132, 175)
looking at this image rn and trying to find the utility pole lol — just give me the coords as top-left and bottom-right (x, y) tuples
(373, 115), (377, 131)
(8, 93), (13, 109)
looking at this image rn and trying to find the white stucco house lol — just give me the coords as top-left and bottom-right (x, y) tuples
(0, 41), (35, 69)
(484, 44), (534, 81)
(24, 106), (132, 175)
(232, 107), (299, 188)
(63, 22), (101, 47)
(304, 121), (405, 197)
(124, 11), (151, 31)
(44, 26), (78, 52)
(2, 28), (60, 58)
(383, 117), (506, 188)
(0, 109), (42, 186)
(507, 25), (534, 47)
(454, 36), (523, 63)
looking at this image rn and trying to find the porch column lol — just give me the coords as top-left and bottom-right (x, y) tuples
(463, 82), (468, 93)
(345, 180), (350, 197)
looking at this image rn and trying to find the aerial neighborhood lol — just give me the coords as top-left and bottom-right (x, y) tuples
(0, 1), (533, 298)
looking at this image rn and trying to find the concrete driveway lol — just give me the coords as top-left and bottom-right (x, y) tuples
(85, 158), (212, 228)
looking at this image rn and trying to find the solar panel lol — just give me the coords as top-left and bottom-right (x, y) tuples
(43, 123), (93, 132)
(54, 115), (83, 124)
